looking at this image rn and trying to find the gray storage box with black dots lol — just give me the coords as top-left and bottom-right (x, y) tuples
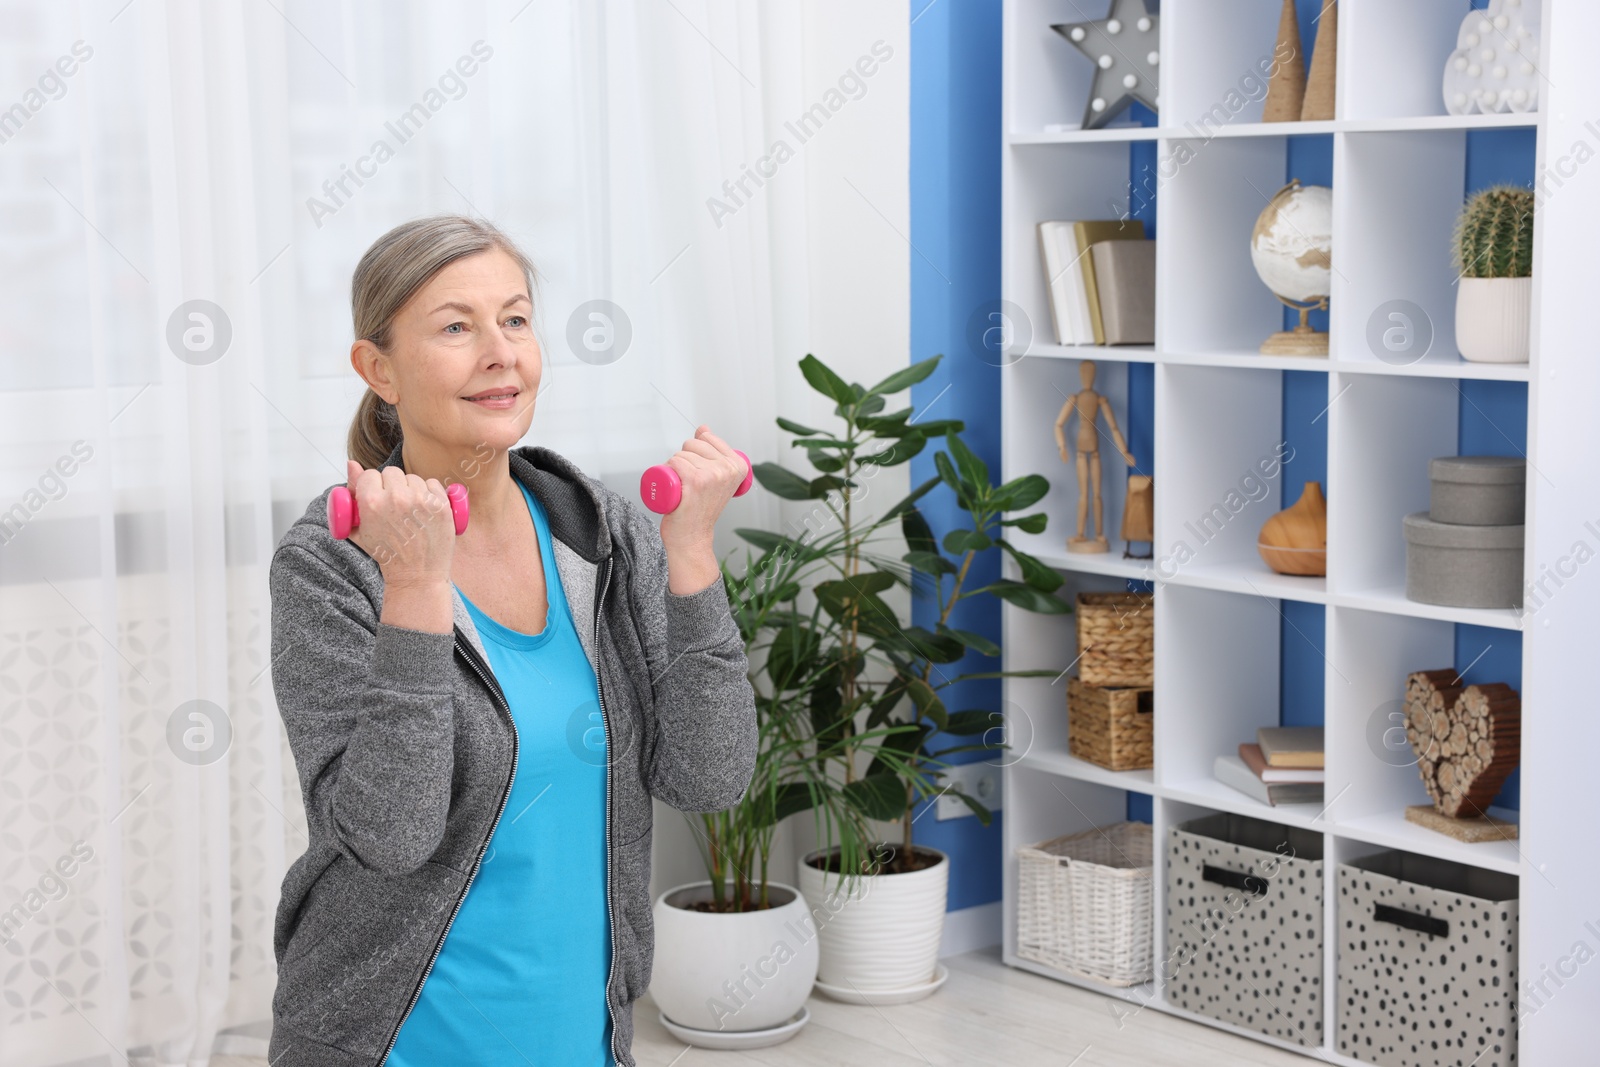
(1337, 850), (1519, 1067)
(1165, 812), (1325, 1046)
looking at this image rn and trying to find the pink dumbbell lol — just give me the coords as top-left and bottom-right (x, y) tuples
(640, 450), (754, 514)
(327, 482), (470, 540)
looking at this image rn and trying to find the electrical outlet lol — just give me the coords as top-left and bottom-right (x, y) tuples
(934, 762), (1002, 821)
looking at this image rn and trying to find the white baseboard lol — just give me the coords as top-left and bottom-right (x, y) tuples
(939, 899), (1002, 957)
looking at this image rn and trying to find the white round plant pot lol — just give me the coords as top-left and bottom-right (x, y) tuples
(649, 881), (818, 1044)
(797, 844), (949, 999)
(1456, 276), (1532, 363)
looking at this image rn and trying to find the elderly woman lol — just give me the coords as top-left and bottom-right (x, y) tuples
(266, 215), (757, 1067)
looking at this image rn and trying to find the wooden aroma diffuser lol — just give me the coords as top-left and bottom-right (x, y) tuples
(1258, 481), (1326, 576)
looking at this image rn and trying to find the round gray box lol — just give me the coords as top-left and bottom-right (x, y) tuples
(1403, 511), (1523, 609)
(1428, 455), (1525, 526)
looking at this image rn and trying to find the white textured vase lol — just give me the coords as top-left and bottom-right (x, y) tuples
(649, 881), (818, 1040)
(797, 845), (949, 996)
(1456, 276), (1532, 363)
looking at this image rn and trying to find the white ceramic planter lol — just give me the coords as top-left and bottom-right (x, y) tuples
(1456, 276), (1531, 363)
(649, 881), (818, 1041)
(797, 844), (949, 997)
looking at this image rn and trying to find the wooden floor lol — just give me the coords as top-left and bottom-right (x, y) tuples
(222, 944), (1313, 1066)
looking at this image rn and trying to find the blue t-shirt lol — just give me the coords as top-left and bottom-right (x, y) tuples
(387, 480), (615, 1067)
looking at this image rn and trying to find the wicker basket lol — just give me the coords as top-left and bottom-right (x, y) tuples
(1016, 821), (1154, 986)
(1067, 678), (1153, 771)
(1075, 592), (1153, 687)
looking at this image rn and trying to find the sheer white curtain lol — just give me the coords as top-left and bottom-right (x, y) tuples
(0, 0), (800, 1062)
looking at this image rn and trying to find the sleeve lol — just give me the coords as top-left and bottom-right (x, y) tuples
(617, 501), (758, 813)
(268, 542), (458, 876)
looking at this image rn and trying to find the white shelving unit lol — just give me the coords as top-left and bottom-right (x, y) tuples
(999, 2), (1600, 1064)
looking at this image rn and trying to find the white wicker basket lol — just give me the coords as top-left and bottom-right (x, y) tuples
(1016, 820), (1154, 986)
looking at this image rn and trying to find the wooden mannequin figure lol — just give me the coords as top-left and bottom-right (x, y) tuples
(1054, 360), (1136, 554)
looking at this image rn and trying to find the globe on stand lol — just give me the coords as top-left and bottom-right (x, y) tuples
(1249, 179), (1332, 356)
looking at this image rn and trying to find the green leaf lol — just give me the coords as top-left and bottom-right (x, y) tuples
(860, 433), (926, 466)
(735, 528), (818, 559)
(940, 627), (1002, 657)
(901, 507), (936, 555)
(942, 709), (1003, 736)
(770, 781), (818, 822)
(839, 571), (897, 596)
(746, 779), (822, 829)
(999, 540), (1064, 593)
(933, 450), (971, 506)
(903, 550), (958, 577)
(941, 788), (993, 827)
(809, 474), (852, 496)
(766, 625), (821, 687)
(1001, 512), (1049, 535)
(858, 408), (912, 435)
(908, 418), (965, 436)
(979, 579), (1072, 614)
(799, 354), (855, 405)
(805, 449), (845, 474)
(776, 416), (822, 436)
(866, 722), (934, 777)
(858, 394), (886, 416)
(867, 358), (939, 397)
(945, 432), (990, 493)
(814, 574), (897, 624)
(991, 474), (1050, 512)
(752, 462), (815, 500)
(944, 529), (993, 554)
(904, 677), (948, 732)
(843, 774), (908, 821)
(877, 625), (964, 663)
(865, 682), (907, 730)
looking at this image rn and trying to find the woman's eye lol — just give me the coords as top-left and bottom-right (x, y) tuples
(505, 315), (526, 328)
(445, 322), (465, 334)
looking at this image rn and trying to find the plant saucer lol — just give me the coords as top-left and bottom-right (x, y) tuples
(657, 1005), (810, 1050)
(813, 962), (949, 1005)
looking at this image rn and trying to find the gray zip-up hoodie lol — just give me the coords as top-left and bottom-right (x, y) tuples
(266, 441), (758, 1067)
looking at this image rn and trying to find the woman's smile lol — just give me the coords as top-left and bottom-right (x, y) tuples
(462, 385), (522, 410)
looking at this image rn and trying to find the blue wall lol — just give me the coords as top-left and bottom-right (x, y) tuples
(908, 0), (1006, 912)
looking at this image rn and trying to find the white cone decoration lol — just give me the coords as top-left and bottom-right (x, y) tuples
(1442, 0), (1541, 115)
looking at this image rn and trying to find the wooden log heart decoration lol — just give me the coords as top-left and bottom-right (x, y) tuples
(1403, 669), (1521, 819)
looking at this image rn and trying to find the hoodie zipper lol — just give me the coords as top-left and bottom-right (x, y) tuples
(376, 631), (517, 1067)
(594, 555), (622, 1067)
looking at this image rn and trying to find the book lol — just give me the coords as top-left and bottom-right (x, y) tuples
(1257, 725), (1325, 769)
(1239, 742), (1325, 784)
(1037, 221), (1091, 344)
(1214, 754), (1325, 807)
(1089, 239), (1156, 345)
(1072, 220), (1146, 344)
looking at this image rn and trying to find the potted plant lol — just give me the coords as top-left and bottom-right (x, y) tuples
(650, 472), (935, 1045)
(1453, 184), (1534, 363)
(728, 353), (1067, 1002)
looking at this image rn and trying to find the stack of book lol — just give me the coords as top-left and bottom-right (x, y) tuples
(1213, 726), (1324, 807)
(1037, 219), (1155, 346)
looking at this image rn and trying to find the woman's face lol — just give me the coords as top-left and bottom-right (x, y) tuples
(359, 247), (541, 460)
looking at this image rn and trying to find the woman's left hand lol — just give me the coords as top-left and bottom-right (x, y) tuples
(659, 425), (746, 594)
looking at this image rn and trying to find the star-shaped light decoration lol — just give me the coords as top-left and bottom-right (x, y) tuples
(1051, 0), (1160, 130)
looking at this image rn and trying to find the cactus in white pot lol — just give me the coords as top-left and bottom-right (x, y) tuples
(1452, 184), (1534, 363)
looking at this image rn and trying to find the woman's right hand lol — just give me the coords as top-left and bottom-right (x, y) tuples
(345, 460), (457, 588)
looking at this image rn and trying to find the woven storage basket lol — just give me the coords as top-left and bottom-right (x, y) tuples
(1067, 678), (1153, 771)
(1075, 592), (1153, 687)
(1016, 820), (1154, 986)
